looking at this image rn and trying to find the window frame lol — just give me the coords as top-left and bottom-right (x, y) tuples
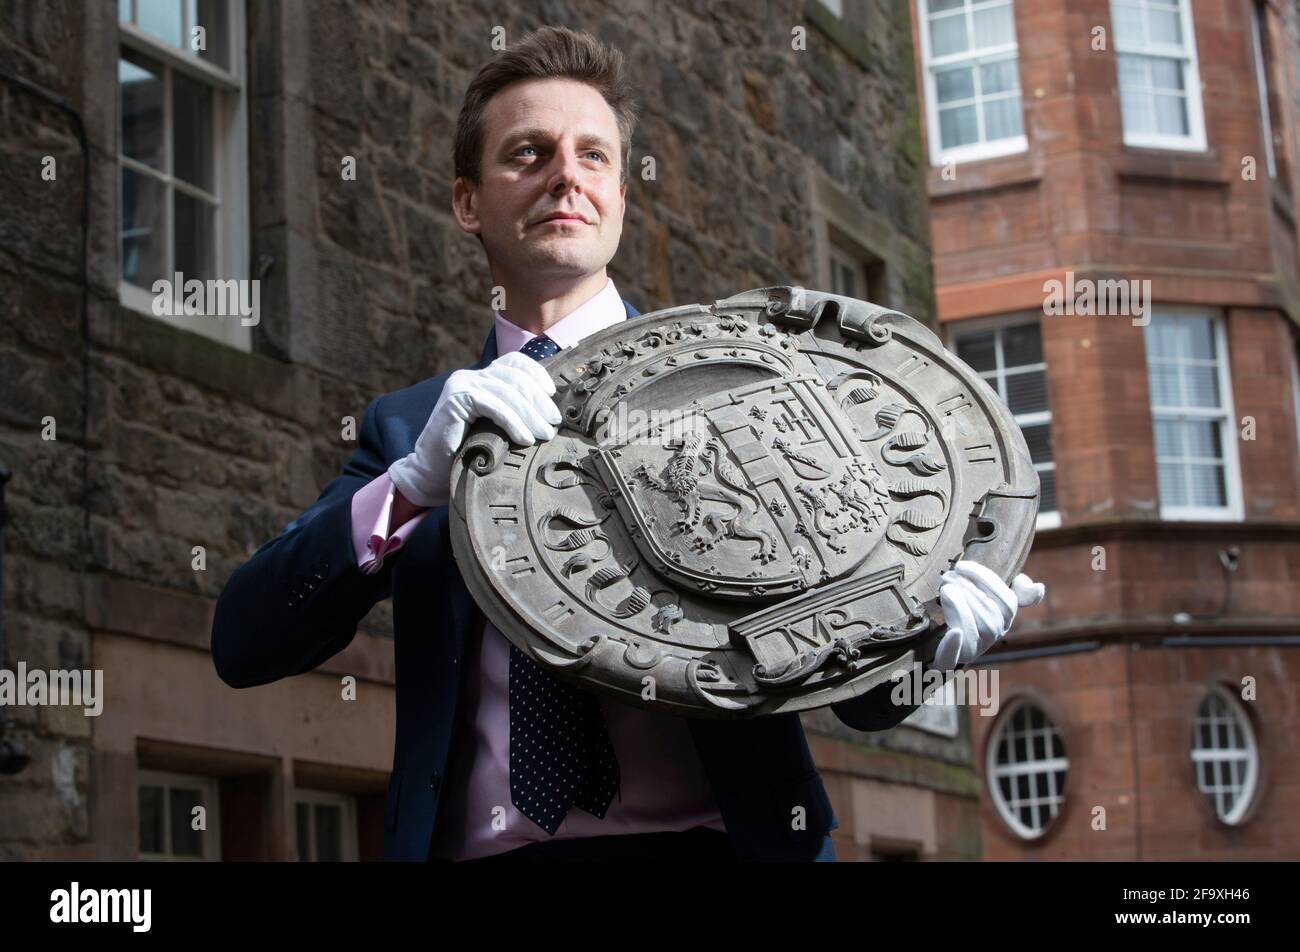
(947, 313), (1059, 530)
(1190, 686), (1259, 826)
(829, 242), (870, 301)
(1248, 0), (1277, 179)
(137, 768), (222, 862)
(117, 0), (251, 351)
(294, 789), (359, 862)
(1110, 0), (1208, 152)
(985, 699), (1069, 841)
(916, 0), (1028, 167)
(1144, 308), (1243, 522)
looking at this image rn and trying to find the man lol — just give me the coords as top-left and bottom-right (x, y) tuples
(211, 26), (1044, 862)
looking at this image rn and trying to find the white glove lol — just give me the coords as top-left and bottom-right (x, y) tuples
(388, 351), (562, 509)
(932, 560), (1045, 672)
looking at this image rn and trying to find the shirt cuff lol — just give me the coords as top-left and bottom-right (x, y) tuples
(351, 472), (428, 575)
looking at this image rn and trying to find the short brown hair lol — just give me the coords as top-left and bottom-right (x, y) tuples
(453, 26), (638, 186)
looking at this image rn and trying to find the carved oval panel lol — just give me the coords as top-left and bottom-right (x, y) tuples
(449, 287), (1039, 719)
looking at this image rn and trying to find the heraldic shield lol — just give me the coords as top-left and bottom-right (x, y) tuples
(449, 287), (1039, 719)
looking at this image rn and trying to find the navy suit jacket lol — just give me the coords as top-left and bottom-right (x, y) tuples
(211, 297), (919, 861)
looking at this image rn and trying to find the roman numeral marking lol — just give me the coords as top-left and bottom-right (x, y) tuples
(964, 442), (997, 464)
(505, 555), (535, 577)
(937, 391), (973, 417)
(896, 354), (931, 379)
(503, 449), (529, 470)
(542, 600), (574, 625)
(490, 503), (519, 526)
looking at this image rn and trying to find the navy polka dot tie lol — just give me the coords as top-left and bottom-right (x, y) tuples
(519, 333), (561, 362)
(508, 333), (621, 835)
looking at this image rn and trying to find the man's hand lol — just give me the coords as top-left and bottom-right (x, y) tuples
(388, 351), (562, 509)
(932, 560), (1046, 672)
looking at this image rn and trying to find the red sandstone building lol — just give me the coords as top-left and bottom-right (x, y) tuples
(903, 0), (1300, 858)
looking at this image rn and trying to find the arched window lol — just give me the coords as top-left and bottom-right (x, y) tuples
(987, 701), (1068, 839)
(1191, 687), (1258, 825)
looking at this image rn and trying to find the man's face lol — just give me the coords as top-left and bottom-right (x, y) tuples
(454, 77), (626, 282)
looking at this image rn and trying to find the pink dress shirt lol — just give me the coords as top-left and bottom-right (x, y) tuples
(351, 277), (727, 860)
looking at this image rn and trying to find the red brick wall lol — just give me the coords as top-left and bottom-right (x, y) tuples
(913, 0), (1300, 860)
(971, 644), (1300, 861)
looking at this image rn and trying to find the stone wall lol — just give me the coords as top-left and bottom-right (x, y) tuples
(0, 0), (939, 858)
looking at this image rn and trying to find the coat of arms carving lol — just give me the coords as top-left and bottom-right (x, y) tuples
(450, 287), (1038, 718)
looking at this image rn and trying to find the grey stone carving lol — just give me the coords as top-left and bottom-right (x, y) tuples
(449, 287), (1039, 719)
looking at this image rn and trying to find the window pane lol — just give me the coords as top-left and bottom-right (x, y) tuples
(1182, 419), (1221, 459)
(315, 805), (343, 862)
(296, 803), (311, 862)
(1149, 362), (1180, 405)
(936, 66), (975, 104)
(121, 167), (167, 288)
(1120, 87), (1155, 135)
(173, 72), (214, 191)
(139, 785), (164, 854)
(956, 331), (997, 373)
(1006, 369), (1048, 414)
(831, 259), (856, 298)
(175, 192), (216, 280)
(1184, 364), (1220, 408)
(169, 787), (203, 858)
(1154, 94), (1188, 136)
(120, 53), (164, 170)
(1150, 57), (1184, 91)
(983, 95), (1023, 140)
(119, 0), (132, 22)
(1154, 418), (1182, 456)
(194, 0), (230, 69)
(1111, 2), (1145, 45)
(939, 104), (979, 148)
(980, 59), (1020, 95)
(1021, 423), (1053, 465)
(1188, 464), (1226, 507)
(929, 0), (964, 12)
(1118, 55), (1147, 92)
(137, 0), (184, 48)
(1183, 317), (1216, 359)
(973, 4), (1015, 48)
(1002, 323), (1043, 366)
(1146, 317), (1178, 357)
(1158, 461), (1185, 505)
(930, 13), (969, 57)
(1038, 466), (1057, 512)
(1149, 9), (1182, 45)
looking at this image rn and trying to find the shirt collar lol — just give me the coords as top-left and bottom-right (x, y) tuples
(492, 277), (625, 356)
